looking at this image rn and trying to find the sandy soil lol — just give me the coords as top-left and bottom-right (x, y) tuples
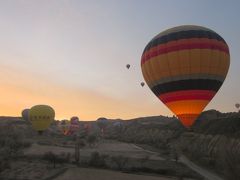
(53, 167), (175, 180)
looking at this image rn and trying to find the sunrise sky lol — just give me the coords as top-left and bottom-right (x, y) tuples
(0, 0), (239, 120)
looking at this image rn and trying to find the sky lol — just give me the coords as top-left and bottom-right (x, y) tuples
(0, 0), (239, 120)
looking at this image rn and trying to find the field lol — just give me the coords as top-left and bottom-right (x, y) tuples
(0, 135), (200, 180)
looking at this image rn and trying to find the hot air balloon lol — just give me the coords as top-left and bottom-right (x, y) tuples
(58, 120), (70, 135)
(141, 82), (145, 87)
(69, 116), (80, 135)
(236, 103), (240, 111)
(126, 64), (130, 69)
(141, 25), (230, 128)
(29, 105), (55, 134)
(22, 109), (30, 121)
(97, 117), (108, 137)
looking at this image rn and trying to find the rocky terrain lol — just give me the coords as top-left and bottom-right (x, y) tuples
(0, 110), (239, 179)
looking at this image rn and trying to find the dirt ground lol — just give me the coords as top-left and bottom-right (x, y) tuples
(53, 167), (175, 180)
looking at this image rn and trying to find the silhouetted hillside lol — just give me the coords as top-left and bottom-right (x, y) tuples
(193, 110), (240, 137)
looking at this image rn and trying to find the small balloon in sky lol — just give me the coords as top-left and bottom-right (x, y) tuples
(126, 64), (130, 69)
(235, 103), (240, 109)
(141, 82), (145, 87)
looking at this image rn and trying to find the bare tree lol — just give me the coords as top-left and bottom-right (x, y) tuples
(75, 138), (85, 164)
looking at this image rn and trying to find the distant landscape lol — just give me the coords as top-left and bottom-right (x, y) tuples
(0, 110), (239, 180)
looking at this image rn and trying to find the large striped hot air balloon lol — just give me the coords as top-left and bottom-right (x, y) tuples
(141, 25), (230, 128)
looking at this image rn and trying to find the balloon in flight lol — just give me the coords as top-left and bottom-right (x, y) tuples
(126, 64), (130, 69)
(236, 103), (240, 109)
(29, 105), (55, 134)
(141, 25), (230, 128)
(22, 109), (30, 121)
(141, 82), (145, 87)
(59, 120), (70, 135)
(97, 117), (108, 136)
(69, 116), (80, 135)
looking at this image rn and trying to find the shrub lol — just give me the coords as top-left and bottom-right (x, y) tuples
(139, 155), (150, 166)
(0, 125), (29, 172)
(88, 152), (108, 168)
(87, 134), (97, 147)
(43, 151), (70, 168)
(110, 155), (129, 170)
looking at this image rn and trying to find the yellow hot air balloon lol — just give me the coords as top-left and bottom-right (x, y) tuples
(141, 25), (230, 128)
(29, 105), (55, 134)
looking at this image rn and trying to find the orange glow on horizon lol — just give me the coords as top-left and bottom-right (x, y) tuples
(0, 66), (167, 120)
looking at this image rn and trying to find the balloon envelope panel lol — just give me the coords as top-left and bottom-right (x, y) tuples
(141, 25), (230, 127)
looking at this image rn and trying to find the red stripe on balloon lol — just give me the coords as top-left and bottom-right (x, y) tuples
(158, 90), (216, 103)
(141, 41), (229, 65)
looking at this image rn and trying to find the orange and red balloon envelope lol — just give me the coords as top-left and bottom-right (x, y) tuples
(141, 25), (230, 128)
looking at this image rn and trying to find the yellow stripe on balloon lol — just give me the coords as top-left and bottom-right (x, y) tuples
(141, 49), (229, 85)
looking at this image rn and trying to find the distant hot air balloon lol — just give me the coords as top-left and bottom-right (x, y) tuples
(59, 120), (70, 135)
(236, 103), (240, 111)
(29, 105), (55, 134)
(22, 109), (30, 121)
(141, 82), (145, 87)
(126, 64), (130, 69)
(141, 25), (230, 128)
(69, 116), (80, 135)
(97, 117), (108, 137)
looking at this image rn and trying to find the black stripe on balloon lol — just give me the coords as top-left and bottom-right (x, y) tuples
(143, 30), (226, 54)
(151, 79), (223, 96)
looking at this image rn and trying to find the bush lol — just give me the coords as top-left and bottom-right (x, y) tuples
(87, 134), (97, 147)
(110, 155), (129, 170)
(139, 155), (150, 166)
(43, 151), (70, 168)
(0, 125), (29, 172)
(43, 151), (57, 168)
(88, 152), (108, 168)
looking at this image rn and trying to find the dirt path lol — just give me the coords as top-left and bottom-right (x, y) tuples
(131, 144), (165, 160)
(179, 155), (224, 180)
(53, 167), (175, 180)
